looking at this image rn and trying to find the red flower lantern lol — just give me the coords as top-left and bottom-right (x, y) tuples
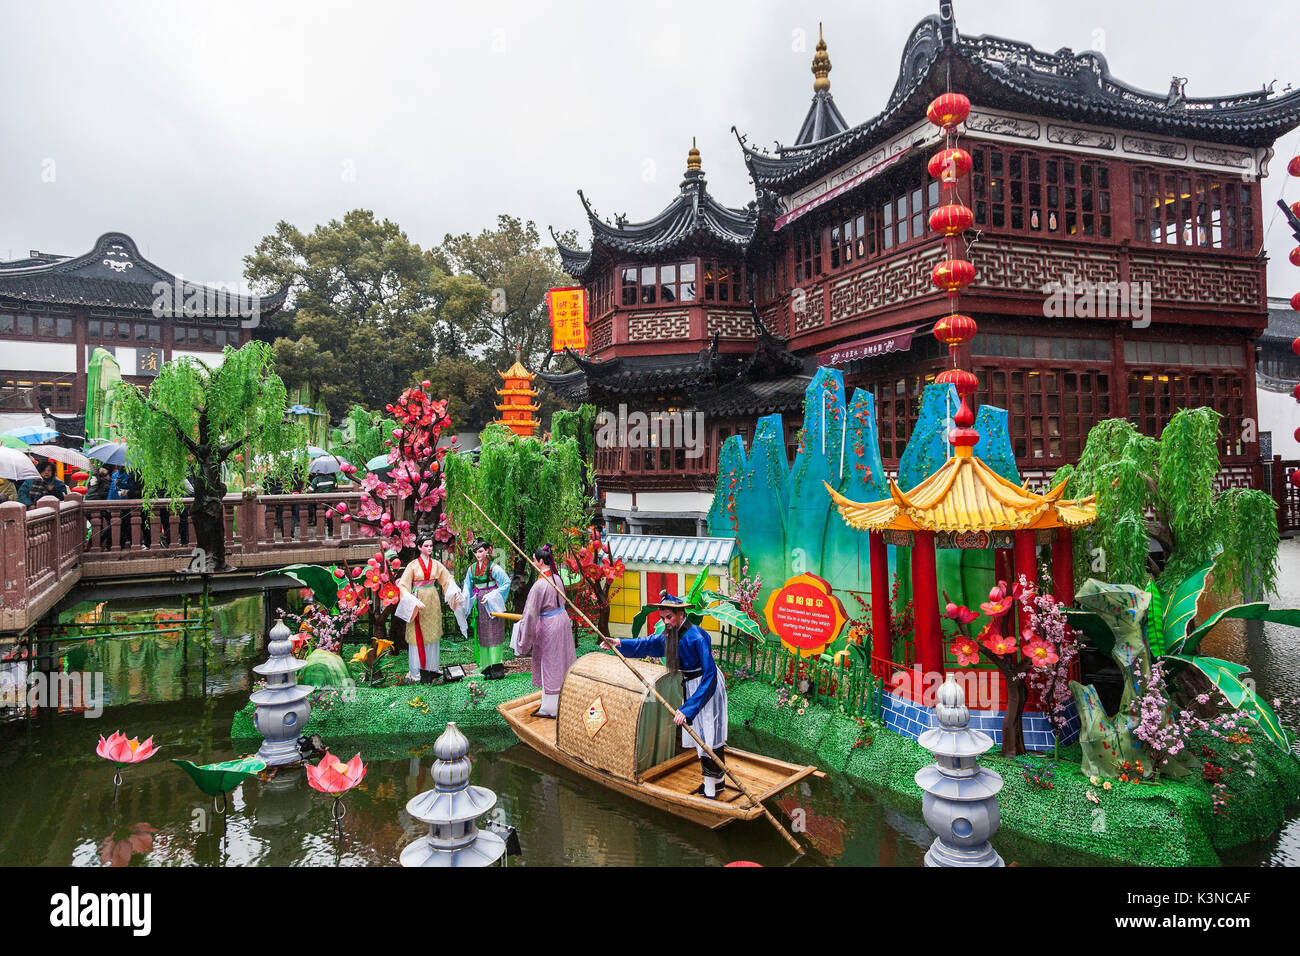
(936, 367), (979, 396)
(927, 148), (972, 184)
(1289, 155), (1300, 178)
(927, 92), (971, 130)
(929, 203), (974, 236)
(933, 313), (978, 347)
(932, 258), (976, 293)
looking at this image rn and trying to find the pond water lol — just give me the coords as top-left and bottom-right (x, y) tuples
(2, 542), (1299, 867)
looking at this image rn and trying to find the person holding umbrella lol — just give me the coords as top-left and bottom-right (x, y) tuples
(18, 459), (67, 506)
(0, 447), (40, 505)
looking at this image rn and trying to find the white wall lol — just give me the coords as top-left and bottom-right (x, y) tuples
(5, 341), (76, 374)
(1258, 387), (1300, 459)
(170, 349), (225, 368)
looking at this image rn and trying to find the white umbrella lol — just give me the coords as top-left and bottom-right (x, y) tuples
(0, 448), (40, 482)
(27, 445), (91, 471)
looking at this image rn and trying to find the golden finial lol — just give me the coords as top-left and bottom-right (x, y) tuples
(812, 22), (831, 92)
(686, 136), (702, 172)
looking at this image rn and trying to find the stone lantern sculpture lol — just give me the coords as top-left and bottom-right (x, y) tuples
(914, 675), (1004, 867)
(250, 622), (314, 767)
(401, 722), (506, 867)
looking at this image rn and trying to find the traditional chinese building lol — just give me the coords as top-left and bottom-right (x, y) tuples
(548, 3), (1300, 532)
(0, 232), (286, 425)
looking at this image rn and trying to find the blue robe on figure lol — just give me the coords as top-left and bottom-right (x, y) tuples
(617, 622), (728, 754)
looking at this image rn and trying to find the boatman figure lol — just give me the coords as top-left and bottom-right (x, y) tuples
(601, 592), (730, 799)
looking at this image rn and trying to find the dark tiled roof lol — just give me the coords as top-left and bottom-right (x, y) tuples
(1263, 301), (1300, 343)
(740, 12), (1300, 191)
(0, 232), (288, 319)
(694, 374), (811, 417)
(554, 170), (758, 282)
(795, 91), (850, 146)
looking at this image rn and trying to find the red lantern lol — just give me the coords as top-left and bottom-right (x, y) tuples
(934, 313), (978, 347)
(1293, 336), (1300, 358)
(932, 258), (976, 293)
(1289, 155), (1300, 178)
(927, 148), (972, 184)
(1291, 201), (1300, 221)
(1293, 291), (1300, 312)
(927, 93), (971, 130)
(1291, 247), (1300, 268)
(929, 204), (974, 236)
(1294, 381), (1300, 401)
(936, 367), (979, 396)
(1294, 426), (1300, 444)
(1291, 469), (1300, 490)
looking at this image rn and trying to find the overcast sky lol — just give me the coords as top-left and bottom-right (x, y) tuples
(2, 0), (1299, 294)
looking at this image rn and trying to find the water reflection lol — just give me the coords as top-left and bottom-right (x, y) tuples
(3, 560), (1299, 867)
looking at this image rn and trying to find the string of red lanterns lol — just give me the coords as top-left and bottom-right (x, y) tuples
(926, 90), (979, 450)
(1289, 155), (1300, 489)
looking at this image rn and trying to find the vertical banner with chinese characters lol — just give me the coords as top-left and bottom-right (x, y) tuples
(763, 573), (848, 658)
(548, 286), (587, 352)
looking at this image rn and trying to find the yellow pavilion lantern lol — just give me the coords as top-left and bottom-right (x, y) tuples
(494, 359), (540, 438)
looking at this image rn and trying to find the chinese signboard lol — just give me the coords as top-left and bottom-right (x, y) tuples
(548, 287), (587, 351)
(817, 327), (917, 367)
(137, 347), (163, 377)
(763, 573), (848, 658)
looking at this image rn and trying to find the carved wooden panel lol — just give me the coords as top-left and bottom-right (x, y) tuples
(826, 245), (945, 323)
(1127, 255), (1260, 306)
(970, 239), (1120, 293)
(706, 310), (756, 339)
(627, 310), (689, 342)
(793, 287), (825, 332)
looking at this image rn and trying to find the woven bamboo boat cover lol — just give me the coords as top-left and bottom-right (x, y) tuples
(558, 653), (682, 781)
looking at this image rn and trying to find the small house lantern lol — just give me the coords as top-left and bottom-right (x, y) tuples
(250, 622), (314, 767)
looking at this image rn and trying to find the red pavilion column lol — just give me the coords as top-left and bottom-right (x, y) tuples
(911, 530), (943, 686)
(1012, 529), (1038, 638)
(869, 530), (891, 678)
(1051, 527), (1075, 606)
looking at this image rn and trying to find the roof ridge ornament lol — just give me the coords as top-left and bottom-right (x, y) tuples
(938, 1), (957, 45)
(812, 23), (831, 92)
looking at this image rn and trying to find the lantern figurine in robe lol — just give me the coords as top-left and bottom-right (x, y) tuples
(458, 537), (512, 680)
(601, 592), (731, 800)
(512, 544), (577, 717)
(396, 533), (462, 683)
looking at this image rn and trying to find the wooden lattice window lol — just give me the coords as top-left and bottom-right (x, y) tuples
(793, 222), (823, 285)
(701, 260), (741, 304)
(977, 363), (1111, 464)
(971, 146), (1111, 239)
(1126, 370), (1248, 458)
(1131, 168), (1253, 250)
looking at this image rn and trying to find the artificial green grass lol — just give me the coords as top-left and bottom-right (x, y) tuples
(230, 647), (1300, 866)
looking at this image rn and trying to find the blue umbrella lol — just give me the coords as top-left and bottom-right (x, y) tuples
(85, 441), (131, 467)
(366, 454), (393, 473)
(307, 446), (331, 459)
(3, 425), (58, 444)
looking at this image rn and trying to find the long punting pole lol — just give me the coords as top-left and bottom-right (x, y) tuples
(462, 494), (803, 855)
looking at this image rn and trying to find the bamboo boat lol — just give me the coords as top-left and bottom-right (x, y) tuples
(498, 653), (822, 830)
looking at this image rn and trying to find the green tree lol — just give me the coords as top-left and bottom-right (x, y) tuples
(244, 209), (485, 417)
(442, 423), (588, 610)
(113, 341), (306, 570)
(436, 215), (573, 372)
(421, 356), (499, 432)
(1053, 408), (1278, 597)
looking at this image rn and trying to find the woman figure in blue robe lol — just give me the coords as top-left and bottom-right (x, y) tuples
(601, 591), (730, 799)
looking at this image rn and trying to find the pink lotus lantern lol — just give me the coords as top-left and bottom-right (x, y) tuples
(306, 750), (368, 822)
(95, 731), (159, 790)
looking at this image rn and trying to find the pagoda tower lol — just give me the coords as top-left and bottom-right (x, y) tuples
(494, 357), (540, 437)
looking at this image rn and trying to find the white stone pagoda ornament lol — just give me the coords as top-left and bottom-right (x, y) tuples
(401, 722), (506, 867)
(914, 675), (1005, 867)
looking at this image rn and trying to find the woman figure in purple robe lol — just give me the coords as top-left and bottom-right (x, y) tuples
(512, 543), (577, 718)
